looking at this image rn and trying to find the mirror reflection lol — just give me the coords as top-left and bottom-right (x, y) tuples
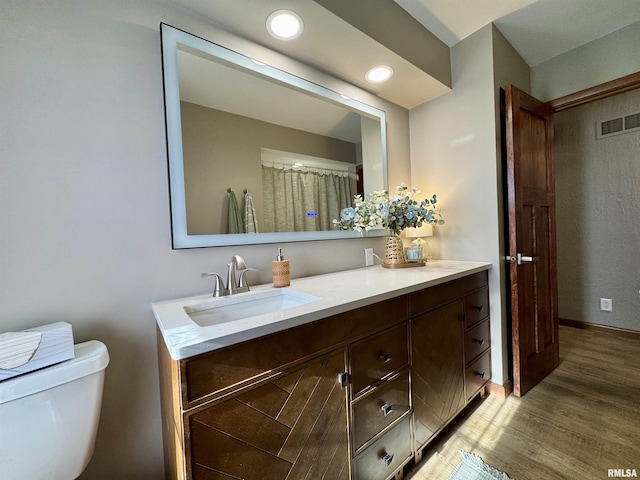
(161, 24), (388, 248)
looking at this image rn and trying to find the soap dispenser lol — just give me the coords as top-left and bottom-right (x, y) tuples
(272, 248), (290, 288)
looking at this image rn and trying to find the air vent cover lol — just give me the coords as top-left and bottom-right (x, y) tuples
(597, 111), (640, 139)
(625, 112), (640, 130)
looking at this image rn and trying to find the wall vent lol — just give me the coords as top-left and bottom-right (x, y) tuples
(625, 112), (640, 130)
(597, 111), (640, 139)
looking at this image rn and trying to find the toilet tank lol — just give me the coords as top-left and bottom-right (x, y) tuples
(0, 340), (109, 480)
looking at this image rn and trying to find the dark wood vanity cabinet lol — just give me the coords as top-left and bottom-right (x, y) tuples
(411, 301), (466, 448)
(410, 271), (491, 454)
(189, 349), (350, 480)
(158, 270), (491, 480)
(349, 324), (412, 480)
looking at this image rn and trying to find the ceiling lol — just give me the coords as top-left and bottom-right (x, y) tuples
(166, 0), (640, 108)
(167, 0), (450, 108)
(395, 0), (640, 66)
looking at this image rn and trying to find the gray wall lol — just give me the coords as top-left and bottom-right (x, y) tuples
(0, 1), (410, 478)
(530, 19), (640, 332)
(532, 21), (640, 102)
(554, 89), (640, 331)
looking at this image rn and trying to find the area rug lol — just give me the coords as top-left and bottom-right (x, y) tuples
(448, 450), (513, 480)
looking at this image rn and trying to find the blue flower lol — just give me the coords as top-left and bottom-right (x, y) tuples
(333, 185), (444, 234)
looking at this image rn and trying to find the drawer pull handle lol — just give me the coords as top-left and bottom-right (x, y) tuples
(381, 403), (393, 416)
(472, 305), (484, 312)
(337, 372), (348, 388)
(473, 338), (485, 346)
(475, 371), (486, 379)
(381, 452), (394, 467)
(379, 353), (392, 363)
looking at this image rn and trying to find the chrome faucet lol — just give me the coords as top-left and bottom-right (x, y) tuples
(202, 255), (256, 297)
(226, 255), (253, 295)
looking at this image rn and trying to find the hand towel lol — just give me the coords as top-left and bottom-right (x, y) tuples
(244, 191), (258, 233)
(227, 190), (244, 234)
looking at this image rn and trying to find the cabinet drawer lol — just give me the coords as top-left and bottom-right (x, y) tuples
(464, 287), (489, 328)
(350, 323), (408, 398)
(465, 349), (491, 401)
(352, 370), (410, 452)
(464, 319), (490, 364)
(409, 271), (487, 316)
(354, 415), (412, 480)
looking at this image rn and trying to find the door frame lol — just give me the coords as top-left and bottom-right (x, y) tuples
(549, 71), (640, 112)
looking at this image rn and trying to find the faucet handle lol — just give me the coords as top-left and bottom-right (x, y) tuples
(238, 268), (257, 289)
(201, 272), (226, 297)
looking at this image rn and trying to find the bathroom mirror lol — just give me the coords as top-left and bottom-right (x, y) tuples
(161, 24), (388, 248)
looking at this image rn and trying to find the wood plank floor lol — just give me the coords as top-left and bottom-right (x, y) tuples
(406, 325), (640, 479)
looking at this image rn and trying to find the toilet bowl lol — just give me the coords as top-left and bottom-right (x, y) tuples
(0, 340), (109, 480)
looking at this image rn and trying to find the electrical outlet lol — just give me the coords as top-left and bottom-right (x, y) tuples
(365, 248), (374, 267)
(600, 298), (613, 312)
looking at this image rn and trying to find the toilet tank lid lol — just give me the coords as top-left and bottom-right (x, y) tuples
(0, 340), (109, 405)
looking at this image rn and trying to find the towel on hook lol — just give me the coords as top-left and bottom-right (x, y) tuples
(243, 190), (258, 233)
(227, 190), (244, 234)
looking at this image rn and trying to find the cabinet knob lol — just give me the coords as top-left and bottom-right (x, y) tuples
(337, 372), (348, 388)
(475, 371), (486, 379)
(473, 338), (485, 346)
(472, 304), (484, 312)
(381, 452), (394, 467)
(379, 353), (392, 363)
(381, 403), (393, 416)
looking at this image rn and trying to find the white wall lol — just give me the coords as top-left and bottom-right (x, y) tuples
(409, 25), (508, 385)
(0, 1), (410, 478)
(409, 25), (531, 388)
(532, 21), (640, 102)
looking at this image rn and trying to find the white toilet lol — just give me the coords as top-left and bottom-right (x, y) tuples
(0, 340), (109, 480)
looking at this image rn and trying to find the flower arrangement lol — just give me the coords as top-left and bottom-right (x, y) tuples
(334, 185), (444, 236)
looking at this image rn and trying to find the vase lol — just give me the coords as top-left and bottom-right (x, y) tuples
(384, 236), (405, 265)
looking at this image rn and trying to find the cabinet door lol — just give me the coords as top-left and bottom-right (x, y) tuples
(188, 349), (349, 480)
(411, 301), (465, 449)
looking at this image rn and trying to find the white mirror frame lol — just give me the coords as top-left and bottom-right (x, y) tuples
(160, 23), (388, 248)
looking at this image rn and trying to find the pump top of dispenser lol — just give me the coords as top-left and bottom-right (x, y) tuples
(276, 248), (284, 261)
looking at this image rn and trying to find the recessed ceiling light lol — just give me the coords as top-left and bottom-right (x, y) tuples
(266, 10), (304, 40)
(365, 65), (394, 83)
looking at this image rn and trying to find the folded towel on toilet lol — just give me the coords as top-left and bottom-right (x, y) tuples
(0, 322), (74, 381)
(0, 331), (42, 369)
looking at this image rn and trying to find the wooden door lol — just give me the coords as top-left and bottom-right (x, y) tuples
(505, 85), (559, 397)
(188, 349), (350, 480)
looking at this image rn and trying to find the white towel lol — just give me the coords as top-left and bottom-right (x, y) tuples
(244, 191), (258, 233)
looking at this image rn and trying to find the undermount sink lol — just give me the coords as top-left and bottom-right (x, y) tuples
(183, 289), (321, 327)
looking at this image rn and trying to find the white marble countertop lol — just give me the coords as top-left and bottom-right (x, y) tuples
(153, 260), (491, 360)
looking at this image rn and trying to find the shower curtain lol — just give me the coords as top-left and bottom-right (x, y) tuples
(262, 165), (353, 232)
